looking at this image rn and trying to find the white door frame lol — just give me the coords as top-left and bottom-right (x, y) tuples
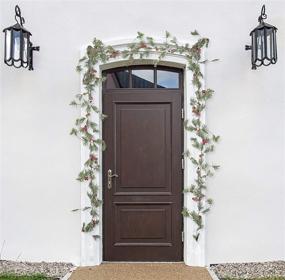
(79, 37), (206, 267)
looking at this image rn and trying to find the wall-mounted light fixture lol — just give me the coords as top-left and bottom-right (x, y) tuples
(245, 5), (277, 70)
(3, 5), (40, 70)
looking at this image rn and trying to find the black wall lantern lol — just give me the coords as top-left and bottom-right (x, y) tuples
(245, 5), (277, 70)
(3, 5), (40, 70)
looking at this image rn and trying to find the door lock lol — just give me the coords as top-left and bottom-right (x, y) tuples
(107, 169), (118, 189)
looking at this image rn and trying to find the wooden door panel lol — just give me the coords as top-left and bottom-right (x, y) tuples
(103, 90), (183, 261)
(116, 103), (171, 192)
(114, 203), (171, 243)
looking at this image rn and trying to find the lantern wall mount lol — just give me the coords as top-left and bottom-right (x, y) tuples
(245, 5), (277, 70)
(3, 5), (40, 71)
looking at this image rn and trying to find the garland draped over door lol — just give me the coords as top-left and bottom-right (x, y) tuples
(70, 31), (219, 241)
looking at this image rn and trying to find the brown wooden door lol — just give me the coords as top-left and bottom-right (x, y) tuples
(103, 67), (183, 261)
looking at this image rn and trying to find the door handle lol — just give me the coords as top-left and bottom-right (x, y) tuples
(107, 169), (119, 189)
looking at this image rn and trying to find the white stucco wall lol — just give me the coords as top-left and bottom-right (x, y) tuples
(0, 0), (284, 265)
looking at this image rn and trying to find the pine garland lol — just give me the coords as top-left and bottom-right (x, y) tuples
(70, 31), (219, 240)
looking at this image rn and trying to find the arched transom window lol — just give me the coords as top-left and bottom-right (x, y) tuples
(103, 66), (182, 89)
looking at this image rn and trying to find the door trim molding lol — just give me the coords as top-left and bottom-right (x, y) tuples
(79, 37), (206, 267)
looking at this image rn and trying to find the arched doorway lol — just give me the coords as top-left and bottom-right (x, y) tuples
(102, 65), (184, 261)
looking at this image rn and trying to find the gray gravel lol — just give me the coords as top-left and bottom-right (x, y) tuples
(211, 261), (285, 279)
(0, 260), (74, 279)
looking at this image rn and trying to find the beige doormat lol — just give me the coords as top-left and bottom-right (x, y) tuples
(69, 263), (213, 280)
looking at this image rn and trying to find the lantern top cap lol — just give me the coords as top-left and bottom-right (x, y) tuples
(250, 21), (278, 35)
(3, 23), (32, 35)
(249, 4), (277, 35)
(2, 5), (32, 35)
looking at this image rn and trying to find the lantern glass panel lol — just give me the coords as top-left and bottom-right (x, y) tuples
(252, 31), (257, 63)
(5, 30), (11, 61)
(12, 30), (21, 61)
(23, 32), (29, 63)
(272, 30), (277, 63)
(262, 28), (271, 65)
(266, 28), (273, 59)
(256, 29), (265, 62)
